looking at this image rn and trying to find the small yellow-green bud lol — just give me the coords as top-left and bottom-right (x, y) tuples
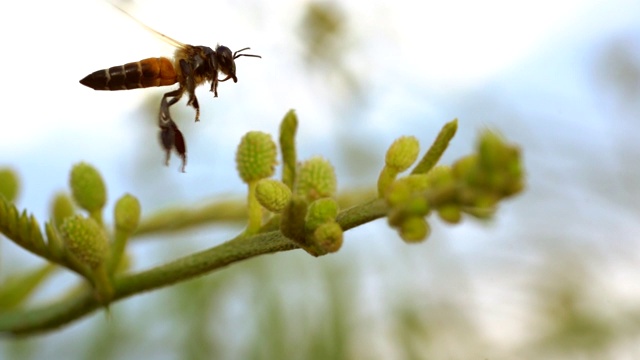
(478, 130), (507, 171)
(452, 154), (479, 185)
(384, 179), (411, 206)
(0, 168), (20, 202)
(69, 163), (107, 213)
(313, 221), (343, 253)
(114, 194), (141, 233)
(405, 197), (430, 217)
(50, 193), (75, 228)
(399, 217), (430, 243)
(438, 204), (461, 224)
(295, 157), (337, 201)
(236, 131), (278, 183)
(305, 198), (339, 231)
(256, 179), (292, 213)
(60, 215), (109, 269)
(385, 136), (420, 172)
(425, 166), (454, 188)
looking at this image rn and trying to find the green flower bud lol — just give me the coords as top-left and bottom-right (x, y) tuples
(399, 217), (430, 243)
(438, 204), (461, 224)
(69, 163), (107, 214)
(295, 157), (337, 201)
(385, 136), (420, 172)
(236, 131), (278, 183)
(305, 198), (339, 232)
(384, 179), (411, 206)
(0, 168), (19, 202)
(50, 193), (75, 229)
(405, 197), (430, 217)
(425, 166), (454, 188)
(256, 179), (292, 213)
(60, 215), (109, 269)
(452, 154), (479, 186)
(313, 221), (343, 253)
(114, 194), (141, 233)
(478, 130), (508, 171)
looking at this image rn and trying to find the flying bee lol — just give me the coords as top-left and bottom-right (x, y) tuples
(79, 4), (261, 171)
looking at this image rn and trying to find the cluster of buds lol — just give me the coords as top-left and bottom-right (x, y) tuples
(379, 122), (523, 243)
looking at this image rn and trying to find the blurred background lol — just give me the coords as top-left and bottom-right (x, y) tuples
(1, 0), (640, 358)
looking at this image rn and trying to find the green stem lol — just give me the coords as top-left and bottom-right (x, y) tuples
(109, 230), (128, 274)
(245, 181), (262, 235)
(0, 187), (459, 336)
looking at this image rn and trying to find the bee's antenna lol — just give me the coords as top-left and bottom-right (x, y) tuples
(233, 47), (262, 59)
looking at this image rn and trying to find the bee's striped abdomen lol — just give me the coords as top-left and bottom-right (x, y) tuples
(80, 57), (178, 90)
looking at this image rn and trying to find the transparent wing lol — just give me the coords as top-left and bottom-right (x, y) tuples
(108, 1), (187, 49)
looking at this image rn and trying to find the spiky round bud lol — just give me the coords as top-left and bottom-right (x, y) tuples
(399, 217), (430, 243)
(305, 198), (339, 231)
(295, 157), (337, 201)
(313, 221), (343, 253)
(0, 168), (20, 202)
(69, 163), (107, 214)
(256, 179), (292, 213)
(114, 194), (141, 233)
(50, 193), (75, 228)
(60, 215), (109, 269)
(385, 136), (420, 172)
(236, 131), (278, 183)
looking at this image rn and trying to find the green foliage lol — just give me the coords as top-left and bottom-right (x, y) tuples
(0, 110), (524, 336)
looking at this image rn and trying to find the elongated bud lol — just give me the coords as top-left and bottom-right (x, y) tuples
(60, 215), (109, 269)
(279, 110), (298, 189)
(295, 157), (337, 201)
(50, 193), (75, 229)
(114, 194), (141, 233)
(69, 163), (107, 214)
(256, 179), (292, 213)
(0, 168), (20, 202)
(236, 131), (278, 183)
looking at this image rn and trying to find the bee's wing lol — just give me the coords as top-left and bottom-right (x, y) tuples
(109, 1), (187, 49)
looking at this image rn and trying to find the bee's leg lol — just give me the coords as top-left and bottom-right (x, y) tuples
(179, 59), (201, 122)
(159, 88), (187, 172)
(209, 70), (220, 98)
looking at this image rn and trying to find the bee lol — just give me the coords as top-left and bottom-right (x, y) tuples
(79, 4), (261, 171)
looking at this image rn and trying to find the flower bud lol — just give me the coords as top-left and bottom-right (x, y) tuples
(399, 217), (430, 243)
(114, 194), (141, 233)
(256, 179), (292, 213)
(305, 198), (339, 232)
(236, 131), (278, 183)
(50, 193), (75, 229)
(0, 168), (20, 202)
(69, 163), (107, 214)
(295, 157), (337, 201)
(385, 136), (419, 172)
(313, 221), (343, 253)
(437, 204), (461, 224)
(60, 215), (109, 269)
